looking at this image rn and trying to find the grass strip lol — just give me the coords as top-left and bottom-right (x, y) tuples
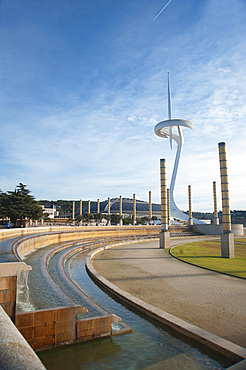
(171, 240), (246, 278)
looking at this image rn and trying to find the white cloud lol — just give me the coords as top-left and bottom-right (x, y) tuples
(0, 0), (245, 212)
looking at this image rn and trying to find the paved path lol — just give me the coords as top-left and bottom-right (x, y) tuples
(93, 238), (246, 348)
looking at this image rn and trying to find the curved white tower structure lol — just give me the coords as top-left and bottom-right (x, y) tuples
(155, 73), (204, 224)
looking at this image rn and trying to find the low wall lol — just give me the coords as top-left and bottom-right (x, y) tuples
(15, 306), (120, 350)
(12, 226), (159, 260)
(0, 305), (45, 369)
(0, 225), (160, 244)
(192, 224), (223, 235)
(192, 224), (244, 236)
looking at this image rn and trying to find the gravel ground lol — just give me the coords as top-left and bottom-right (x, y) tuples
(93, 238), (246, 348)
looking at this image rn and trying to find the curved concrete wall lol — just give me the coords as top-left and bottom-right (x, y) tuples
(1, 225), (159, 243)
(12, 226), (159, 260)
(86, 246), (246, 363)
(192, 224), (244, 236)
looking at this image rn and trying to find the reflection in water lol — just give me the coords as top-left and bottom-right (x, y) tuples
(39, 337), (122, 369)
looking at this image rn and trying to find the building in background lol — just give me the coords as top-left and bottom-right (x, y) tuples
(41, 205), (59, 218)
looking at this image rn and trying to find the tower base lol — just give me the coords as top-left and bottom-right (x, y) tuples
(221, 233), (234, 258)
(159, 231), (170, 249)
(188, 218), (193, 226)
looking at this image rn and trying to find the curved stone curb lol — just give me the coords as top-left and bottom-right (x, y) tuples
(85, 243), (246, 365)
(169, 246), (246, 281)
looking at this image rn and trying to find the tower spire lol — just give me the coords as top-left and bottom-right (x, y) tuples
(168, 72), (172, 120)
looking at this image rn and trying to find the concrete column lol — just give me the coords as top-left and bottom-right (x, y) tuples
(72, 201), (75, 220)
(188, 185), (193, 226)
(119, 195), (123, 226)
(160, 159), (170, 248)
(88, 200), (90, 214)
(133, 194), (136, 225)
(97, 199), (100, 214)
(107, 197), (111, 225)
(149, 191), (152, 224)
(80, 200), (82, 216)
(213, 181), (219, 225)
(29, 219), (32, 226)
(167, 188), (171, 226)
(218, 142), (234, 258)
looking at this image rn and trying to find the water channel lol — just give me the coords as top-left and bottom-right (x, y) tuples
(19, 242), (229, 369)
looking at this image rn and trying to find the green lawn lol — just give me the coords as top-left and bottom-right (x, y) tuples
(171, 238), (246, 278)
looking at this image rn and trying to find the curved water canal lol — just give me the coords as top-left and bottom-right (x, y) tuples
(20, 242), (228, 369)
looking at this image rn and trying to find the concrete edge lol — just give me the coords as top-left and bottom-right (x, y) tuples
(0, 262), (32, 277)
(85, 242), (246, 365)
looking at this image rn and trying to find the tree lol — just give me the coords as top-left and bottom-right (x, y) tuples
(105, 214), (111, 222)
(95, 213), (103, 222)
(83, 212), (93, 222)
(123, 216), (132, 225)
(110, 214), (122, 225)
(75, 215), (84, 223)
(0, 183), (43, 227)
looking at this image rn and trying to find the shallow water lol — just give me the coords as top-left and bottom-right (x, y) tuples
(37, 248), (227, 369)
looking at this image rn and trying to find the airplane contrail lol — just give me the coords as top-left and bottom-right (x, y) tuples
(153, 0), (174, 21)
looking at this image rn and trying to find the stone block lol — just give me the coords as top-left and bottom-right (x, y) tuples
(45, 322), (56, 336)
(44, 308), (56, 323)
(4, 289), (16, 303)
(34, 324), (46, 338)
(33, 335), (54, 349)
(0, 290), (6, 303)
(76, 316), (112, 340)
(159, 231), (170, 249)
(19, 326), (33, 340)
(16, 312), (34, 328)
(56, 319), (75, 334)
(34, 310), (47, 326)
(56, 307), (67, 322)
(0, 276), (17, 290)
(221, 233), (235, 258)
(0, 262), (31, 277)
(3, 302), (15, 319)
(56, 331), (75, 343)
(76, 329), (88, 339)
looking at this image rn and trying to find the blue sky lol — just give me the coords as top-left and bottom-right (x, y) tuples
(0, 0), (246, 212)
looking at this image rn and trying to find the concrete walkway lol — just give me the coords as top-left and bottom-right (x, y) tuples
(93, 238), (246, 348)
